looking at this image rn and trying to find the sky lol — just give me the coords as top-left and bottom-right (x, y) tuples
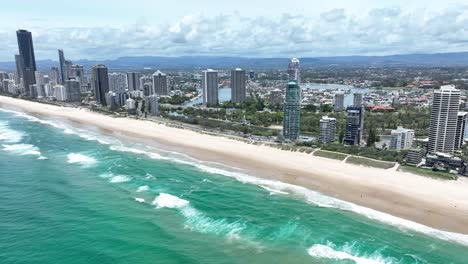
(0, 0), (468, 61)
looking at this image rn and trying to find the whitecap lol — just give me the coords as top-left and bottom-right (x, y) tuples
(152, 193), (246, 238)
(2, 144), (46, 159)
(152, 193), (189, 209)
(109, 175), (131, 183)
(67, 153), (97, 166)
(135, 197), (145, 203)
(0, 121), (24, 143)
(308, 243), (393, 264)
(136, 185), (150, 192)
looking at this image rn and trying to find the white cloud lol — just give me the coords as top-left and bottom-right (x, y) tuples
(2, 5), (468, 61)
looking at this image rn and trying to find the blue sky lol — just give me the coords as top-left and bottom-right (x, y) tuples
(0, 0), (467, 60)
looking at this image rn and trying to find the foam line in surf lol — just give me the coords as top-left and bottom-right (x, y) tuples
(2, 143), (47, 159)
(4, 108), (468, 246)
(307, 243), (394, 264)
(0, 121), (25, 143)
(152, 193), (246, 238)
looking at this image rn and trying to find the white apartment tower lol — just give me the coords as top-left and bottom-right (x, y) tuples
(428, 85), (461, 154)
(390, 126), (414, 151)
(319, 116), (336, 144)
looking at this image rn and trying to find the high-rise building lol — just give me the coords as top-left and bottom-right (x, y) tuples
(231, 68), (246, 103)
(148, 94), (159, 116)
(70, 64), (84, 87)
(334, 92), (345, 111)
(139, 76), (152, 91)
(14, 54), (23, 84)
(64, 60), (73, 81)
(58, 49), (66, 84)
(54, 85), (67, 101)
(428, 85), (461, 154)
(455, 112), (468, 150)
(92, 65), (110, 106)
(65, 79), (81, 102)
(16, 29), (37, 96)
(287, 58), (301, 84)
(353, 93), (363, 107)
(108, 72), (127, 93)
(143, 83), (152, 97)
(202, 69), (219, 106)
(344, 106), (363, 145)
(49, 67), (60, 85)
(283, 81), (301, 141)
(127, 72), (141, 91)
(319, 116), (336, 144)
(390, 126), (415, 151)
(269, 89), (282, 105)
(249, 70), (255, 79)
(152, 70), (168, 95)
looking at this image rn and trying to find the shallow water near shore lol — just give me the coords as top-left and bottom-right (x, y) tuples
(0, 108), (467, 264)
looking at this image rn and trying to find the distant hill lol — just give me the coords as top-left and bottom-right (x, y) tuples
(1, 52), (468, 71)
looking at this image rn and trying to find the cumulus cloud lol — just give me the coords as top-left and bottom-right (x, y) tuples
(2, 5), (468, 61)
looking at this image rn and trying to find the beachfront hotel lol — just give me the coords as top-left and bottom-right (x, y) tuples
(16, 29), (37, 97)
(91, 64), (110, 106)
(428, 85), (461, 154)
(283, 81), (301, 141)
(344, 106), (363, 145)
(319, 116), (336, 144)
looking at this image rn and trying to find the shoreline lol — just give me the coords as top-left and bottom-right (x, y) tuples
(1, 96), (468, 235)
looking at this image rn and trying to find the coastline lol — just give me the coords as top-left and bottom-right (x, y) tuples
(1, 96), (468, 235)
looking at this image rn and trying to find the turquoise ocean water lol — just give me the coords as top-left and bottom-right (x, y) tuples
(0, 107), (467, 264)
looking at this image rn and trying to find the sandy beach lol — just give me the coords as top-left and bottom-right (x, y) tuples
(1, 95), (468, 235)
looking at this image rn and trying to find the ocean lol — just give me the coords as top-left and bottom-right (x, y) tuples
(0, 107), (467, 264)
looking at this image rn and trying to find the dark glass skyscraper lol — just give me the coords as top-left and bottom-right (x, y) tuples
(58, 49), (66, 84)
(92, 64), (110, 106)
(283, 81), (301, 141)
(16, 29), (37, 96)
(344, 106), (364, 145)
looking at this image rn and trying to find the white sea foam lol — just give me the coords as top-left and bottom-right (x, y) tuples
(2, 144), (47, 159)
(135, 197), (145, 203)
(152, 193), (246, 237)
(106, 142), (468, 246)
(136, 185), (150, 192)
(99, 172), (114, 178)
(110, 175), (131, 183)
(110, 145), (167, 160)
(259, 185), (289, 195)
(4, 109), (467, 246)
(0, 109), (113, 145)
(0, 121), (24, 143)
(152, 193), (189, 209)
(67, 153), (97, 166)
(308, 243), (393, 264)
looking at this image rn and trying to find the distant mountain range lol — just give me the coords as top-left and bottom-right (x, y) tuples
(1, 52), (468, 71)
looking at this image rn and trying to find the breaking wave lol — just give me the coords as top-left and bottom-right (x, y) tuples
(4, 108), (468, 247)
(0, 121), (24, 143)
(67, 153), (97, 166)
(307, 242), (396, 264)
(152, 193), (246, 238)
(2, 144), (47, 159)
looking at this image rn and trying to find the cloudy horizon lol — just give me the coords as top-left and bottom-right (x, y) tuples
(1, 0), (468, 61)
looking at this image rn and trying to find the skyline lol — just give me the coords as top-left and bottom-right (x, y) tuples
(0, 1), (468, 61)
